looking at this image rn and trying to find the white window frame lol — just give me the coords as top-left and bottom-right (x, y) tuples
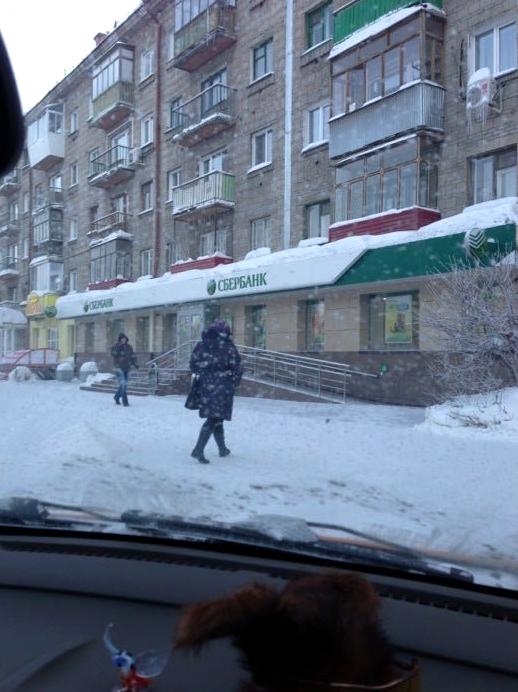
(140, 48), (155, 82)
(47, 328), (59, 351)
(199, 149), (228, 176)
(49, 173), (63, 190)
(140, 248), (153, 277)
(303, 102), (330, 150)
(23, 192), (30, 214)
(251, 216), (272, 249)
(69, 217), (78, 241)
(141, 113), (154, 147)
(70, 109), (78, 134)
(251, 39), (273, 83)
(22, 237), (29, 259)
(306, 200), (331, 238)
(70, 162), (79, 187)
(167, 168), (182, 201)
(141, 181), (153, 212)
(250, 128), (273, 171)
(167, 29), (175, 61)
(472, 22), (517, 76)
(306, 2), (333, 51)
(68, 269), (77, 292)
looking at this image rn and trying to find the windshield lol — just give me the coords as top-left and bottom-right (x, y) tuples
(1, 0), (518, 593)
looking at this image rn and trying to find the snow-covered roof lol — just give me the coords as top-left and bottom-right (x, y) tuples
(56, 198), (518, 320)
(0, 306), (27, 326)
(329, 3), (445, 61)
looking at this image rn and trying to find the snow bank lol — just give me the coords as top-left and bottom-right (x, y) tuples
(84, 372), (113, 387)
(423, 388), (518, 436)
(8, 366), (34, 382)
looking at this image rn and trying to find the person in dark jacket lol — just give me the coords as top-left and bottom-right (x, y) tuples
(111, 333), (138, 407)
(188, 320), (242, 464)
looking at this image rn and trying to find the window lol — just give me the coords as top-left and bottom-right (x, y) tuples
(47, 328), (59, 351)
(335, 138), (439, 221)
(30, 261), (64, 292)
(305, 200), (330, 238)
(471, 147), (517, 203)
(8, 200), (18, 221)
(90, 239), (131, 284)
(367, 292), (418, 350)
(167, 28), (175, 60)
(69, 217), (78, 241)
(167, 168), (182, 200)
(475, 23), (517, 74)
(200, 230), (227, 256)
(22, 238), (29, 258)
(201, 69), (227, 114)
(251, 128), (273, 168)
(141, 114), (154, 147)
(141, 181), (153, 212)
(33, 208), (63, 245)
(305, 103), (330, 147)
(305, 300), (325, 351)
(169, 98), (183, 130)
(136, 316), (150, 352)
(67, 324), (76, 354)
(140, 48), (154, 81)
(8, 242), (18, 261)
(23, 192), (29, 214)
(166, 242), (174, 267)
(111, 194), (128, 215)
(70, 162), (79, 186)
(306, 2), (332, 49)
(7, 286), (17, 302)
(140, 249), (153, 276)
(199, 149), (228, 175)
(89, 205), (99, 225)
(252, 39), (273, 81)
(70, 109), (78, 133)
(245, 305), (266, 348)
(251, 217), (271, 249)
(49, 173), (63, 190)
(84, 322), (95, 352)
(68, 269), (77, 292)
(92, 46), (133, 100)
(174, 0), (218, 31)
(331, 16), (443, 116)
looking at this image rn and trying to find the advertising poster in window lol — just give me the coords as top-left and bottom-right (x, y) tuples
(307, 301), (325, 350)
(384, 294), (412, 344)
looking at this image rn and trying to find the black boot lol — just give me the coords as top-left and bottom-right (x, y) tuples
(122, 394), (129, 407)
(213, 423), (231, 457)
(114, 394), (120, 405)
(191, 424), (211, 464)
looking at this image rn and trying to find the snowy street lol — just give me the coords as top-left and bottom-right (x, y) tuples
(2, 380), (518, 580)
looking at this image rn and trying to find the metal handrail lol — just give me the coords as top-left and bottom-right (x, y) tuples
(89, 211), (131, 234)
(169, 84), (237, 135)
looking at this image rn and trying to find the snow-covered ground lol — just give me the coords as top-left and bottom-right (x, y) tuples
(2, 380), (518, 587)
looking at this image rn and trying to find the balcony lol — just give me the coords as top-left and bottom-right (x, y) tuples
(170, 85), (237, 146)
(27, 105), (65, 171)
(33, 187), (64, 213)
(91, 81), (135, 130)
(88, 146), (141, 188)
(88, 211), (131, 238)
(171, 171), (235, 220)
(173, 1), (237, 72)
(0, 171), (19, 196)
(0, 213), (18, 237)
(33, 216), (64, 256)
(0, 257), (19, 279)
(329, 82), (445, 159)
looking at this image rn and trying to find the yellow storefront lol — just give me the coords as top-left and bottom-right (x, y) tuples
(26, 292), (76, 359)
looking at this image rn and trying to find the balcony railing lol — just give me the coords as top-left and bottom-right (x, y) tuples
(33, 186), (64, 212)
(172, 170), (235, 218)
(33, 221), (64, 246)
(0, 213), (18, 235)
(0, 171), (19, 195)
(329, 82), (445, 159)
(0, 256), (19, 275)
(88, 146), (140, 188)
(91, 81), (135, 129)
(89, 211), (131, 236)
(173, 1), (236, 71)
(170, 84), (237, 145)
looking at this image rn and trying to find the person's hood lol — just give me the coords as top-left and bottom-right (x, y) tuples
(117, 333), (129, 343)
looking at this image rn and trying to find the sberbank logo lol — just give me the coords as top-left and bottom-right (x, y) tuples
(207, 272), (268, 296)
(83, 297), (114, 313)
(464, 228), (488, 260)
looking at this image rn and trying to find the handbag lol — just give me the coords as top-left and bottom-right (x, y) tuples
(185, 375), (201, 410)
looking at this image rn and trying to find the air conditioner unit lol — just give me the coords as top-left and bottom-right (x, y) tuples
(128, 148), (141, 165)
(466, 67), (500, 129)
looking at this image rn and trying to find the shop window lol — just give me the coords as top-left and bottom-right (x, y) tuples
(107, 320), (124, 348)
(84, 322), (95, 352)
(367, 292), (418, 351)
(47, 328), (59, 351)
(67, 324), (76, 355)
(245, 305), (266, 349)
(305, 300), (325, 352)
(163, 313), (177, 352)
(470, 147), (517, 204)
(136, 316), (150, 352)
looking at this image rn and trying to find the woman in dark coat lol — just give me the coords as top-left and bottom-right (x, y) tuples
(188, 320), (243, 464)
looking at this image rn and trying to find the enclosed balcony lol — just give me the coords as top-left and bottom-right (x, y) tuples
(0, 257), (19, 279)
(170, 84), (237, 146)
(171, 171), (235, 220)
(0, 171), (19, 196)
(33, 186), (64, 213)
(88, 146), (141, 188)
(329, 82), (445, 159)
(173, 0), (237, 72)
(89, 237), (132, 291)
(91, 45), (135, 130)
(88, 211), (131, 238)
(0, 212), (18, 237)
(33, 208), (64, 256)
(27, 105), (65, 171)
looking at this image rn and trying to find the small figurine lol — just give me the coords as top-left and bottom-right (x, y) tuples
(104, 623), (169, 692)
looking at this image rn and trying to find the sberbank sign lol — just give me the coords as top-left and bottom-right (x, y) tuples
(83, 297), (114, 313)
(207, 272), (267, 296)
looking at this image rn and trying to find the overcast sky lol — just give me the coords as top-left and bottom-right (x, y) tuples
(0, 0), (140, 113)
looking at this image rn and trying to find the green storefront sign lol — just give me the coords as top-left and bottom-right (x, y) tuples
(207, 272), (268, 296)
(83, 297), (114, 313)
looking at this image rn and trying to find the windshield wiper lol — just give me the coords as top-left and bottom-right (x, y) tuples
(0, 496), (117, 528)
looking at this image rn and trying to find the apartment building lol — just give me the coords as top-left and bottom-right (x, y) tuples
(1, 0), (518, 403)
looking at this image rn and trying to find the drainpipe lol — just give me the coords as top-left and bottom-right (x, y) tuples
(283, 0), (294, 250)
